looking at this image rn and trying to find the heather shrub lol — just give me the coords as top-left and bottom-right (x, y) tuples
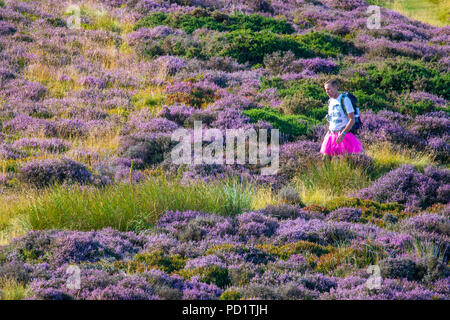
(324, 198), (404, 222)
(378, 256), (425, 281)
(383, 213), (399, 224)
(235, 283), (283, 300)
(402, 213), (450, 237)
(356, 164), (447, 210)
(121, 249), (186, 274)
(165, 79), (220, 108)
(257, 204), (304, 220)
(326, 208), (362, 223)
(237, 211), (279, 240)
(157, 104), (197, 126)
(278, 187), (302, 205)
(0, 261), (32, 284)
(19, 158), (93, 188)
(12, 138), (70, 154)
(357, 110), (425, 148)
(278, 139), (322, 178)
(275, 283), (317, 300)
(279, 93), (327, 119)
(5, 228), (145, 266)
(183, 110), (217, 128)
(257, 240), (333, 260)
(409, 113), (450, 138)
(426, 137), (450, 162)
(118, 133), (175, 166)
(263, 50), (296, 76)
(178, 264), (230, 288)
(177, 214), (236, 241)
(55, 118), (89, 138)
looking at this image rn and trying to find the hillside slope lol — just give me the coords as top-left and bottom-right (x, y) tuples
(0, 0), (448, 300)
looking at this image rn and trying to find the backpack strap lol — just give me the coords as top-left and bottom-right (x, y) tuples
(339, 92), (349, 116)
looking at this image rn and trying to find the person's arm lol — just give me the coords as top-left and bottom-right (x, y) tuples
(341, 112), (355, 134)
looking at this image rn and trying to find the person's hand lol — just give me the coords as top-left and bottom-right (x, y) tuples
(336, 132), (346, 144)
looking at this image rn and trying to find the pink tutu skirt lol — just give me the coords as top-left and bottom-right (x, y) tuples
(320, 131), (364, 156)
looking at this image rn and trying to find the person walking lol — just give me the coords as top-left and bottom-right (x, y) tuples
(320, 79), (364, 158)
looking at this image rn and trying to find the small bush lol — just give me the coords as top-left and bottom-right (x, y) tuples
(243, 107), (318, 139)
(20, 158), (92, 188)
(220, 29), (313, 65)
(378, 256), (425, 281)
(295, 31), (360, 57)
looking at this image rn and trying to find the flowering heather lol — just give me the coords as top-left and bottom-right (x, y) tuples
(0, 143), (24, 160)
(375, 110), (413, 127)
(326, 208), (362, 223)
(295, 57), (339, 74)
(19, 157), (93, 188)
(12, 138), (70, 153)
(127, 116), (179, 135)
(279, 140), (322, 178)
(257, 204), (310, 220)
(153, 55), (187, 76)
(402, 213), (450, 237)
(409, 113), (450, 139)
(356, 165), (447, 210)
(358, 110), (425, 148)
(0, 0), (448, 301)
(156, 104), (197, 126)
(114, 167), (146, 184)
(30, 266), (159, 300)
(55, 118), (89, 138)
(407, 92), (448, 107)
(3, 114), (57, 136)
(321, 276), (446, 300)
(237, 211), (279, 240)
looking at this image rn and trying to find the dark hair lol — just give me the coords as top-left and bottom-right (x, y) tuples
(324, 79), (338, 87)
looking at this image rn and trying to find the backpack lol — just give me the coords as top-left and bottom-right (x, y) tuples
(339, 92), (362, 134)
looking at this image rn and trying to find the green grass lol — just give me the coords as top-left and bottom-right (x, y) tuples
(292, 156), (372, 206)
(0, 174), (275, 234)
(366, 142), (436, 177)
(367, 0), (449, 27)
(0, 278), (30, 300)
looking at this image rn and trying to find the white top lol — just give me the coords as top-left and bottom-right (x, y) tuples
(325, 93), (354, 131)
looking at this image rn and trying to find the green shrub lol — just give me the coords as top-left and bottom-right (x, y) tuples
(295, 31), (360, 57)
(220, 29), (313, 65)
(348, 59), (449, 99)
(351, 89), (393, 113)
(220, 289), (242, 300)
(257, 240), (333, 259)
(243, 107), (318, 138)
(232, 13), (295, 34)
(279, 94), (327, 119)
(178, 265), (231, 288)
(117, 249), (187, 274)
(397, 99), (436, 116)
(134, 11), (294, 34)
(324, 198), (405, 223)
